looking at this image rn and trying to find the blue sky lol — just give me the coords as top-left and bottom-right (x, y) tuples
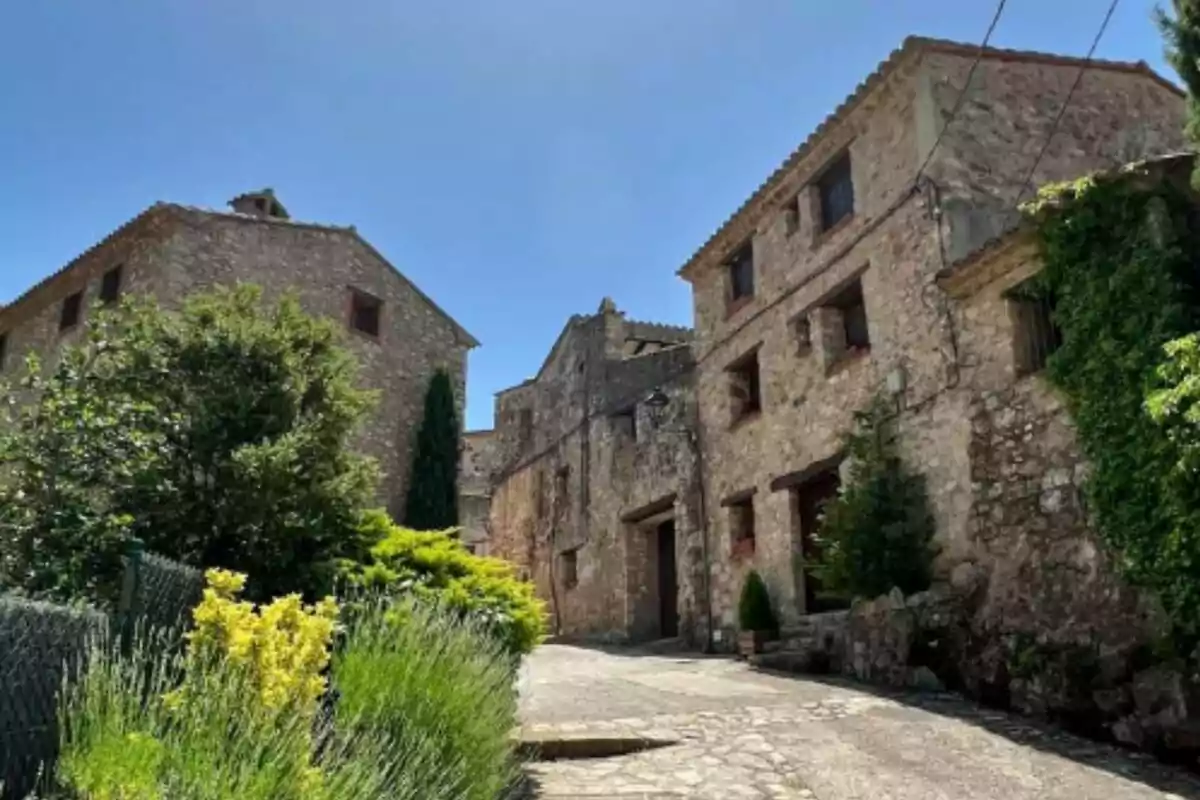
(0, 1), (1182, 429)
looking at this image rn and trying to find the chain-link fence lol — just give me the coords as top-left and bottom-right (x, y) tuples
(0, 542), (205, 799)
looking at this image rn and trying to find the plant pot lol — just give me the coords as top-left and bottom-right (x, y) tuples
(738, 630), (768, 658)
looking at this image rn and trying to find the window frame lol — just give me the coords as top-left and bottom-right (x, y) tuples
(1007, 283), (1062, 377)
(560, 548), (579, 589)
(348, 288), (383, 339)
(725, 491), (757, 559)
(816, 151), (855, 234)
(59, 290), (84, 332)
(726, 347), (763, 426)
(99, 265), (124, 306)
(725, 240), (755, 309)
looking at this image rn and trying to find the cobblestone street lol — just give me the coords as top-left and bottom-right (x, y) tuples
(518, 645), (1200, 800)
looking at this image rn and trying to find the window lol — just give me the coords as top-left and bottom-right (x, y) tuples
(793, 313), (812, 355)
(1009, 287), (1062, 377)
(60, 290), (83, 332)
(349, 289), (382, 338)
(782, 197), (801, 236)
(829, 278), (870, 351)
(518, 408), (534, 450)
(99, 265), (123, 305)
(727, 493), (756, 558)
(561, 549), (579, 589)
(816, 152), (855, 232)
(0, 332), (7, 372)
(727, 348), (762, 424)
(726, 241), (754, 305)
(612, 408), (637, 441)
(554, 465), (569, 500)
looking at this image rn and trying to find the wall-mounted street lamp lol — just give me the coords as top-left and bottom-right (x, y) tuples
(644, 387), (672, 430)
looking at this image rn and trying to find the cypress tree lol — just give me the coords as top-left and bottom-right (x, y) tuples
(1159, 1), (1200, 185)
(403, 369), (460, 530)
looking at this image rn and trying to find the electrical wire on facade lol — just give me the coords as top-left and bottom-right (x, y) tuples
(1011, 0), (1121, 206)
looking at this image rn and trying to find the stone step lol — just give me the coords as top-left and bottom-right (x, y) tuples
(749, 647), (832, 675)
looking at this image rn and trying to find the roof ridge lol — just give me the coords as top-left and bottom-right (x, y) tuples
(676, 34), (1183, 279)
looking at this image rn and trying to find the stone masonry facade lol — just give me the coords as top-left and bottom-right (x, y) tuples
(487, 299), (707, 645)
(460, 429), (500, 553)
(679, 36), (1185, 651)
(0, 190), (477, 521)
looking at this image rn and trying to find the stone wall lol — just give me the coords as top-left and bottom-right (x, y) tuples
(679, 41), (1185, 653)
(0, 200), (475, 522)
(460, 429), (499, 552)
(487, 301), (704, 644)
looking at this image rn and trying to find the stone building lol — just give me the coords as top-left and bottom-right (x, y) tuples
(460, 429), (499, 554)
(487, 299), (706, 644)
(0, 189), (478, 520)
(676, 36), (1186, 647)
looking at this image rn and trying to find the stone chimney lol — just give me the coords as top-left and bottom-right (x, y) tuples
(228, 188), (290, 220)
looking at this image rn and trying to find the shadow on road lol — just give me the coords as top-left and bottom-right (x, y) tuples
(758, 667), (1200, 800)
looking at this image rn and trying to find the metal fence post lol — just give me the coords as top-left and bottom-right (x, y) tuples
(117, 537), (144, 650)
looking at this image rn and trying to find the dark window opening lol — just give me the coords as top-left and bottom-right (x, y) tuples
(561, 549), (579, 589)
(783, 197), (801, 236)
(60, 291), (83, 332)
(518, 408), (534, 450)
(727, 348), (762, 424)
(0, 333), (8, 372)
(821, 278), (871, 364)
(100, 265), (123, 305)
(612, 408), (637, 441)
(1009, 286), (1062, 377)
(817, 152), (855, 232)
(727, 241), (755, 303)
(793, 314), (812, 355)
(255, 197), (267, 212)
(728, 495), (756, 558)
(349, 290), (382, 338)
(554, 466), (569, 500)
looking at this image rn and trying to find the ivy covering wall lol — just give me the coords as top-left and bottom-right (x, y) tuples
(1026, 165), (1200, 644)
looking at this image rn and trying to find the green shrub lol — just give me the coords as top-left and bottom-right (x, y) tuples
(333, 599), (522, 800)
(0, 285), (379, 605)
(812, 396), (936, 600)
(54, 630), (402, 800)
(737, 570), (777, 632)
(339, 511), (545, 655)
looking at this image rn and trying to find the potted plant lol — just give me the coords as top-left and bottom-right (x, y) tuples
(737, 570), (777, 657)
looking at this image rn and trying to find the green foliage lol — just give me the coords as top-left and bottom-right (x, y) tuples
(736, 570), (777, 632)
(339, 511), (545, 655)
(812, 396), (936, 600)
(402, 370), (460, 531)
(1158, 1), (1200, 186)
(1024, 172), (1200, 641)
(334, 599), (522, 800)
(0, 286), (379, 605)
(55, 630), (405, 800)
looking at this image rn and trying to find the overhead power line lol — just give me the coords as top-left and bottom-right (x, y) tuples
(913, 0), (1010, 185)
(1012, 0), (1122, 205)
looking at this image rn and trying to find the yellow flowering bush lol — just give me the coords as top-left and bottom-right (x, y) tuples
(178, 568), (338, 714)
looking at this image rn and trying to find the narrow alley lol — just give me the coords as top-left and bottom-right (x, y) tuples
(519, 645), (1200, 800)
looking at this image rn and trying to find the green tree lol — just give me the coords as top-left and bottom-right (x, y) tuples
(737, 570), (777, 633)
(403, 369), (460, 531)
(0, 285), (379, 603)
(1158, 0), (1200, 172)
(812, 396), (936, 600)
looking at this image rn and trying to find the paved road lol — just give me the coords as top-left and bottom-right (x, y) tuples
(518, 644), (1200, 800)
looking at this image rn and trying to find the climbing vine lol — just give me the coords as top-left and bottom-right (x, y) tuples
(1024, 165), (1200, 643)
